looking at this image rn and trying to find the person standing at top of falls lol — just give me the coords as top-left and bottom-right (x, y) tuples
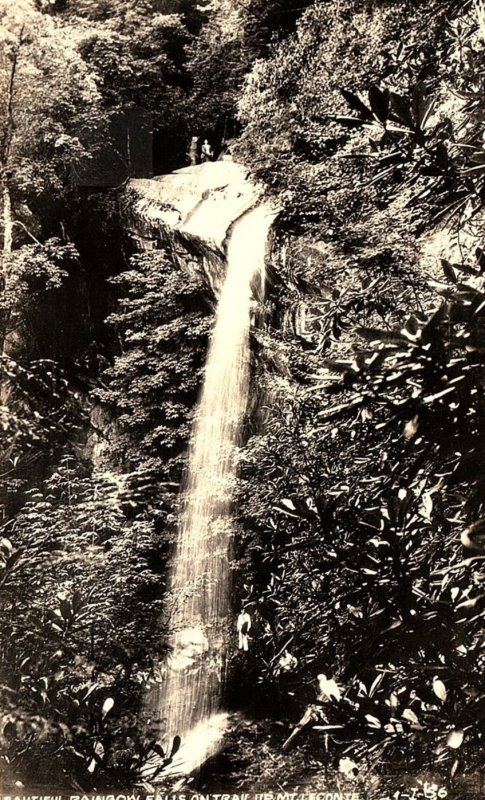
(188, 135), (199, 166)
(237, 606), (251, 651)
(201, 138), (214, 162)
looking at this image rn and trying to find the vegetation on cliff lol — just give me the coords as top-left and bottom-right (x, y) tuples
(231, 0), (485, 785)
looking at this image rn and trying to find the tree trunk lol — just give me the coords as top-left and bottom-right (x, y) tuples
(1, 27), (23, 259)
(0, 179), (12, 405)
(0, 35), (21, 416)
(2, 180), (12, 257)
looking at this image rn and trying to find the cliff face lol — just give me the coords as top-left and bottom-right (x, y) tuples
(125, 161), (267, 295)
(83, 161), (277, 469)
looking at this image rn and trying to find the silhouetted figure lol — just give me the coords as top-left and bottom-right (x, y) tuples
(201, 138), (214, 162)
(237, 607), (251, 651)
(188, 136), (199, 166)
(218, 140), (234, 161)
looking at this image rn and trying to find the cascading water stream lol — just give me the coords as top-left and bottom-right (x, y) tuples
(159, 203), (275, 774)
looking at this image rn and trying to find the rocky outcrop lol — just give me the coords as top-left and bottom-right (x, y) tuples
(125, 161), (266, 292)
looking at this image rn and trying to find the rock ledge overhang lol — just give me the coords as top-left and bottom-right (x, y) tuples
(127, 161), (264, 256)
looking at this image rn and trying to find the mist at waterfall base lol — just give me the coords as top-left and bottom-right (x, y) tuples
(150, 204), (275, 778)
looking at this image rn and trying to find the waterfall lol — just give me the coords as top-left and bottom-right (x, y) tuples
(160, 203), (275, 773)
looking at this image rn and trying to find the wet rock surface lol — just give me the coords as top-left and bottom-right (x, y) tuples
(128, 161), (263, 256)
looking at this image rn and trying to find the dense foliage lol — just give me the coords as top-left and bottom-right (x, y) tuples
(98, 248), (212, 532)
(0, 458), (163, 786)
(229, 0), (485, 785)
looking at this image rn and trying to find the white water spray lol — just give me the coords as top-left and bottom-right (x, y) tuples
(159, 203), (275, 772)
